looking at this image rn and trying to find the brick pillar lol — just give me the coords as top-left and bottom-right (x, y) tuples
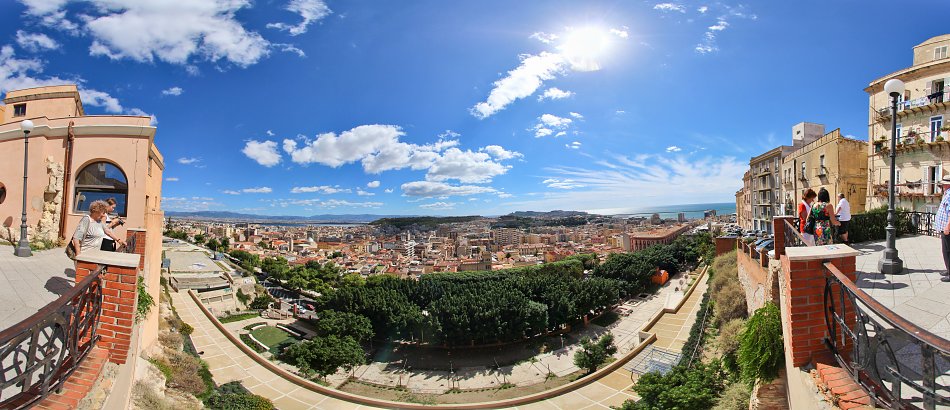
(773, 216), (794, 258)
(126, 228), (147, 270)
(781, 246), (859, 367)
(75, 250), (142, 365)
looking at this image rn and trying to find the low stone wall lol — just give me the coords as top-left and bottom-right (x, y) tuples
(737, 248), (773, 313)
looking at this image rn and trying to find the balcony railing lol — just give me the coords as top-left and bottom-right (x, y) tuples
(823, 262), (949, 409)
(0, 267), (103, 409)
(876, 90), (949, 122)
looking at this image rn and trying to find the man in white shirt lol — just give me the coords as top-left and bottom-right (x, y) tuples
(836, 193), (852, 244)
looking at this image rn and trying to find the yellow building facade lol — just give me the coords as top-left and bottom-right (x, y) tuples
(866, 34), (950, 212)
(781, 129), (869, 214)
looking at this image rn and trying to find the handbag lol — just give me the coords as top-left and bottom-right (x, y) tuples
(65, 216), (91, 260)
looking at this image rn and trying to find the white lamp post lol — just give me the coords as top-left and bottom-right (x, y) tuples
(878, 79), (904, 274)
(14, 119), (34, 257)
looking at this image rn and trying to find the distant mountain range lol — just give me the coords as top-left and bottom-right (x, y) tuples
(506, 210), (590, 218)
(163, 211), (411, 223)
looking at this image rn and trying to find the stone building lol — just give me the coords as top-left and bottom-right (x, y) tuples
(781, 128), (869, 214)
(866, 33), (950, 211)
(0, 84), (165, 350)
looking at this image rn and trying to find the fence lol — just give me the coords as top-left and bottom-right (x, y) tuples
(0, 267), (103, 409)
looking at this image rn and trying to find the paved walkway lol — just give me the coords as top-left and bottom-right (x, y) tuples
(172, 270), (711, 409)
(0, 245), (74, 331)
(853, 235), (950, 340)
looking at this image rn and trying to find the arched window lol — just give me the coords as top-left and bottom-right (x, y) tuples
(74, 162), (128, 217)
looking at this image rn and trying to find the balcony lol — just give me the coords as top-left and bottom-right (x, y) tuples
(873, 182), (944, 199)
(875, 90), (949, 122)
(873, 131), (950, 155)
(771, 216), (949, 409)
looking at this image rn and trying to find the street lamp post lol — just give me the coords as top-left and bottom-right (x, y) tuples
(14, 119), (34, 257)
(878, 79), (904, 274)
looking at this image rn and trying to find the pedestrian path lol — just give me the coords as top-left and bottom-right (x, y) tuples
(171, 269), (710, 409)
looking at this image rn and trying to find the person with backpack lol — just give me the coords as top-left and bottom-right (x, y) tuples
(798, 189), (817, 246)
(806, 188), (841, 246)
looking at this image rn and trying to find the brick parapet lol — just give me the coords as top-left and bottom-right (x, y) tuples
(782, 250), (858, 367)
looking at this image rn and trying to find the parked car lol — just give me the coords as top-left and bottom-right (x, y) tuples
(756, 240), (774, 252)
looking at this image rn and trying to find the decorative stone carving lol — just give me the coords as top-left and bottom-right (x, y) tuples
(35, 156), (64, 243)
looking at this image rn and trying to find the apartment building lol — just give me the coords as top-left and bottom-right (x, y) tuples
(736, 170), (752, 229)
(866, 34), (950, 211)
(781, 129), (868, 214)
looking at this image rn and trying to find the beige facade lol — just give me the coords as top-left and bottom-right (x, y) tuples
(0, 84), (165, 350)
(749, 147), (790, 233)
(866, 34), (950, 212)
(736, 170), (752, 230)
(781, 129), (868, 214)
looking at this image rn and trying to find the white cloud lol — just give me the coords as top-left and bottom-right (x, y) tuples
(537, 87), (573, 101)
(267, 0), (332, 36)
(698, 6), (709, 13)
(532, 114), (573, 138)
(162, 196), (222, 212)
(319, 199), (381, 208)
(615, 109), (626, 115)
(79, 88), (123, 113)
(266, 130), (275, 137)
(15, 31), (59, 52)
(126, 108), (158, 126)
(161, 86), (183, 96)
(543, 178), (585, 189)
(222, 190), (241, 195)
(177, 157), (200, 165)
(20, 0), (273, 67)
(165, 177), (179, 181)
(356, 189), (375, 196)
(666, 145), (682, 152)
(401, 181), (497, 197)
(565, 141), (582, 149)
(569, 112), (583, 119)
(529, 32), (558, 44)
(480, 145), (523, 161)
(275, 43), (306, 57)
(709, 19), (729, 31)
(242, 187), (272, 193)
(610, 27), (629, 39)
(242, 140), (282, 167)
(290, 185), (350, 194)
(497, 193), (513, 198)
(470, 52), (566, 119)
(473, 26), (626, 118)
(420, 202), (457, 210)
(653, 3), (686, 13)
(384, 188), (394, 193)
(506, 154), (745, 214)
(277, 124), (517, 183)
(366, 180), (380, 188)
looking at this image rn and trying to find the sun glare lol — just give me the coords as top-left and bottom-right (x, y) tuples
(558, 26), (614, 71)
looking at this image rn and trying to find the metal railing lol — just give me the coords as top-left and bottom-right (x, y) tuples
(0, 267), (103, 409)
(823, 262), (949, 409)
(902, 211), (937, 237)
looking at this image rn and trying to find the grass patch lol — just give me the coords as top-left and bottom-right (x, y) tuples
(148, 357), (173, 380)
(219, 312), (260, 323)
(251, 326), (293, 347)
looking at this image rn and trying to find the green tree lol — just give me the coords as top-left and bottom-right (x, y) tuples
(738, 302), (784, 385)
(193, 233), (206, 245)
(314, 310), (373, 342)
(261, 257), (290, 281)
(573, 333), (616, 374)
(205, 238), (220, 252)
(250, 294), (275, 310)
(220, 238), (230, 251)
(629, 360), (727, 410)
(280, 335), (365, 378)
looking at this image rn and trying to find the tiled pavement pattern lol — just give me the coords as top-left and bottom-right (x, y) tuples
(853, 235), (950, 340)
(171, 272), (711, 410)
(0, 246), (74, 331)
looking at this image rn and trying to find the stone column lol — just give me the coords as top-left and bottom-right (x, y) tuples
(75, 250), (141, 365)
(781, 245), (858, 367)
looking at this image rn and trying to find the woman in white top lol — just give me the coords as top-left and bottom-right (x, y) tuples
(71, 200), (110, 256)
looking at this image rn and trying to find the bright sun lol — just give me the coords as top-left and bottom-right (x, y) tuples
(557, 26), (614, 71)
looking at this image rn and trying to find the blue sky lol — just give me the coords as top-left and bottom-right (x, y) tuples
(1, 0), (947, 216)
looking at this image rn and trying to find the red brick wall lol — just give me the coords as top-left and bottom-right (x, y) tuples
(781, 256), (856, 367)
(74, 262), (138, 365)
(715, 237), (737, 256)
(126, 229), (146, 270)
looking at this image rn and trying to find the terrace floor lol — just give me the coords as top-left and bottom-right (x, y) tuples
(853, 235), (950, 341)
(0, 246), (74, 332)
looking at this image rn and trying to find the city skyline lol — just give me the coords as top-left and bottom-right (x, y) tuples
(1, 0), (947, 216)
